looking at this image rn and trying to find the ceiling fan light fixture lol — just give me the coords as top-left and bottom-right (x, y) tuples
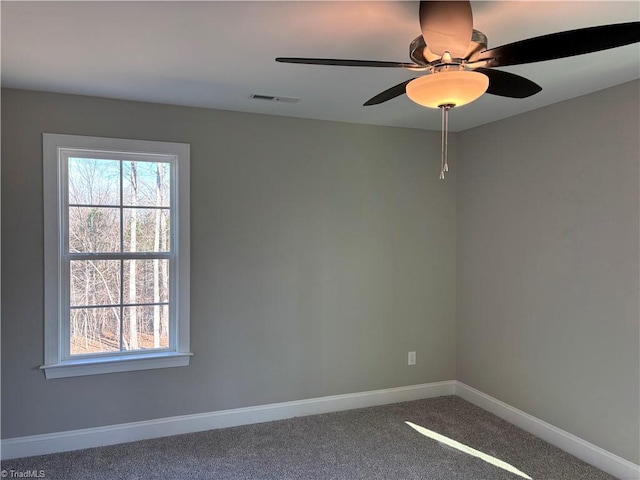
(405, 70), (489, 180)
(406, 70), (489, 109)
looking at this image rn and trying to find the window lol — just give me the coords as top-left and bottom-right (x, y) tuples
(42, 134), (191, 379)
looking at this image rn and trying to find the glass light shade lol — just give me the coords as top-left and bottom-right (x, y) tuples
(406, 70), (489, 109)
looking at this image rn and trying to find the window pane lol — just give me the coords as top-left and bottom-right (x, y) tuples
(70, 260), (121, 306)
(123, 305), (169, 350)
(123, 161), (170, 207)
(123, 259), (169, 305)
(123, 208), (170, 252)
(70, 307), (121, 355)
(69, 206), (120, 253)
(68, 158), (120, 205)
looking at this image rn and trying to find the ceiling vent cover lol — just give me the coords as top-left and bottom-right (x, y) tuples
(250, 94), (300, 104)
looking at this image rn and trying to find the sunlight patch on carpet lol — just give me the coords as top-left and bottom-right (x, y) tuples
(405, 421), (532, 479)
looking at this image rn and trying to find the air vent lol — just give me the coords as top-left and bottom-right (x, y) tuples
(250, 94), (300, 104)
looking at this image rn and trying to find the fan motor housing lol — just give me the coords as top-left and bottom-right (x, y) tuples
(410, 29), (488, 65)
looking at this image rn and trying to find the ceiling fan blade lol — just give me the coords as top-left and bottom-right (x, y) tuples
(364, 79), (416, 106)
(275, 57), (420, 68)
(476, 68), (542, 99)
(419, 0), (473, 58)
(476, 22), (640, 67)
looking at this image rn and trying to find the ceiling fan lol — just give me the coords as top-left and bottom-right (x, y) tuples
(276, 1), (640, 178)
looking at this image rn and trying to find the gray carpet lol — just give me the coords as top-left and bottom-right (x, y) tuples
(1, 396), (615, 479)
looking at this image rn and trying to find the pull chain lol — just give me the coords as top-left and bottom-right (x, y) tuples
(439, 104), (454, 180)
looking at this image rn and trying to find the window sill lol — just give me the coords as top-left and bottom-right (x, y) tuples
(40, 351), (193, 379)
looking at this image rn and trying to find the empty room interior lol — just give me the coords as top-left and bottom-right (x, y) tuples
(1, 1), (639, 479)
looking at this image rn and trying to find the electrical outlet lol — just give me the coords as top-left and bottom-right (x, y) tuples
(408, 351), (416, 365)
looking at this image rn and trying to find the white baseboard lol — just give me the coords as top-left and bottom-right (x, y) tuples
(1, 380), (455, 460)
(455, 381), (640, 480)
(3, 380), (638, 480)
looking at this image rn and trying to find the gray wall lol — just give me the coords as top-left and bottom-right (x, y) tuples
(3, 82), (638, 465)
(457, 80), (640, 463)
(1, 88), (457, 438)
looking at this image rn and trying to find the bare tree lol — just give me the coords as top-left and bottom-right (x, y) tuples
(152, 163), (166, 347)
(128, 162), (139, 350)
(68, 159), (121, 353)
(160, 199), (169, 341)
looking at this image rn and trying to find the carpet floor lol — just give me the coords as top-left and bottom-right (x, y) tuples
(1, 396), (615, 479)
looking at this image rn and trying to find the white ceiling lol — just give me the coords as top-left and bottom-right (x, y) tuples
(2, 1), (639, 131)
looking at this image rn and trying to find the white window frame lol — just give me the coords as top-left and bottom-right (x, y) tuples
(42, 134), (191, 379)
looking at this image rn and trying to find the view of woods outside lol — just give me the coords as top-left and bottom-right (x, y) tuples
(68, 157), (171, 355)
